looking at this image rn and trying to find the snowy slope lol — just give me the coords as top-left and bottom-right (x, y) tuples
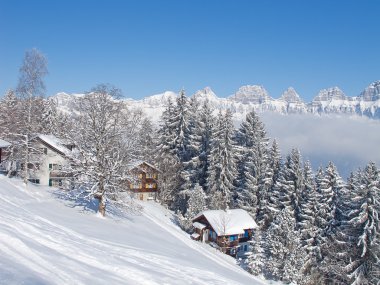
(0, 176), (266, 285)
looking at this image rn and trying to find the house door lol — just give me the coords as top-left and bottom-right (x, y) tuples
(203, 229), (209, 243)
(139, 194), (144, 200)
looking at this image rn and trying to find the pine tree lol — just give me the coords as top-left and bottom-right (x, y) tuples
(234, 110), (270, 218)
(180, 183), (207, 232)
(247, 229), (265, 276)
(269, 149), (304, 224)
(207, 110), (237, 210)
(265, 208), (303, 282)
(156, 98), (182, 208)
(346, 162), (380, 284)
(156, 91), (193, 213)
(314, 162), (348, 282)
(189, 99), (214, 192)
(137, 117), (156, 163)
(298, 161), (321, 284)
(260, 139), (282, 228)
(171, 89), (191, 162)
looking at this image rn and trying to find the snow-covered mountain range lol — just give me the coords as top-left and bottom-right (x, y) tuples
(53, 80), (380, 122)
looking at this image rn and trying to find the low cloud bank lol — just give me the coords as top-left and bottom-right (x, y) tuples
(259, 113), (380, 179)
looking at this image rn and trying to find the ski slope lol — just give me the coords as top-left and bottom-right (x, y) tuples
(0, 176), (267, 285)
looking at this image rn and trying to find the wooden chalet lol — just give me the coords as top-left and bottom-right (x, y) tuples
(192, 209), (257, 257)
(127, 161), (160, 201)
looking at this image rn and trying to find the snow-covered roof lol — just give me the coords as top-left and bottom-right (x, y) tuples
(0, 139), (11, 148)
(193, 222), (206, 230)
(127, 160), (160, 172)
(191, 233), (200, 239)
(194, 209), (257, 236)
(36, 134), (72, 156)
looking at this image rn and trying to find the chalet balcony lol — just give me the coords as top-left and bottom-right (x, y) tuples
(238, 237), (250, 243)
(49, 171), (73, 178)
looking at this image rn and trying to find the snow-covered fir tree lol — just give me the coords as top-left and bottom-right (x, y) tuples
(156, 98), (182, 209)
(268, 149), (304, 225)
(314, 162), (348, 282)
(207, 109), (237, 210)
(246, 229), (265, 276)
(187, 99), (214, 192)
(179, 183), (207, 232)
(234, 110), (270, 218)
(260, 139), (282, 229)
(265, 208), (304, 283)
(136, 117), (156, 163)
(345, 162), (380, 284)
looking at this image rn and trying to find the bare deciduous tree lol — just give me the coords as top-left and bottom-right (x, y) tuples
(0, 49), (48, 184)
(68, 84), (132, 216)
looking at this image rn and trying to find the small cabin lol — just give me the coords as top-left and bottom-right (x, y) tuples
(192, 209), (257, 257)
(127, 161), (160, 201)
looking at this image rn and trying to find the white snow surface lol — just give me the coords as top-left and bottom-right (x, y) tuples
(195, 209), (258, 236)
(0, 139), (11, 148)
(0, 176), (266, 285)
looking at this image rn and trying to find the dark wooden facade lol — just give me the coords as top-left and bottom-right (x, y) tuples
(193, 214), (254, 257)
(128, 162), (160, 201)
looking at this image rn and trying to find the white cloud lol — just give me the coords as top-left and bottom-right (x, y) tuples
(258, 113), (380, 178)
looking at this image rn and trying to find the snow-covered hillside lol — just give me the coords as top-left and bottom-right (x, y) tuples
(0, 176), (266, 285)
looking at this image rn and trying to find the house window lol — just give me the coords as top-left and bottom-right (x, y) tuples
(243, 244), (248, 251)
(53, 179), (63, 187)
(146, 172), (158, 179)
(28, 179), (40, 184)
(43, 148), (47, 155)
(49, 164), (63, 171)
(146, 183), (156, 189)
(244, 230), (249, 238)
(209, 230), (216, 240)
(229, 235), (237, 241)
(139, 173), (143, 178)
(130, 183), (141, 189)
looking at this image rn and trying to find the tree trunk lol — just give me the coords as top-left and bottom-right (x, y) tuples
(96, 177), (106, 216)
(23, 134), (29, 185)
(98, 195), (106, 217)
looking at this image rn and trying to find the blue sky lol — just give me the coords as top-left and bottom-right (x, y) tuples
(0, 0), (379, 100)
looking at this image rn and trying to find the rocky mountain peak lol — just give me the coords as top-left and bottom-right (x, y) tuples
(359, 80), (380, 101)
(192, 87), (218, 101)
(280, 87), (303, 103)
(141, 91), (177, 106)
(313, 87), (347, 102)
(230, 85), (271, 104)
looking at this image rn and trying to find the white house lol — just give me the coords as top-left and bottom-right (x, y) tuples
(26, 134), (74, 187)
(192, 209), (258, 257)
